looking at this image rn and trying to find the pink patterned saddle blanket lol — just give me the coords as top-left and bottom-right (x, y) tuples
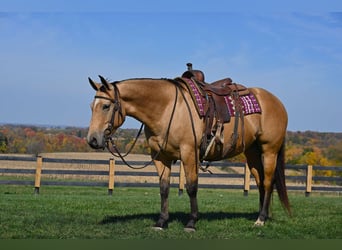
(224, 93), (262, 117)
(181, 77), (262, 119)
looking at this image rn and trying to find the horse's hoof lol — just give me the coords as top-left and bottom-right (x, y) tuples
(152, 221), (168, 230)
(254, 218), (265, 227)
(184, 227), (196, 232)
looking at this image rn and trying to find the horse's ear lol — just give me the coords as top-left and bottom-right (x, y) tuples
(98, 75), (111, 90)
(88, 77), (100, 91)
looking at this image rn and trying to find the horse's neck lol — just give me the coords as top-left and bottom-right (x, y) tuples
(118, 79), (176, 130)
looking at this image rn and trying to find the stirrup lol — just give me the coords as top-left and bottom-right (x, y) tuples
(214, 122), (224, 144)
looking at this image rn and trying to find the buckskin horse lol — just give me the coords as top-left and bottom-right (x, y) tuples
(86, 65), (290, 231)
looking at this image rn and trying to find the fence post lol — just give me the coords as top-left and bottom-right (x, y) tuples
(178, 162), (185, 196)
(244, 163), (250, 196)
(305, 164), (313, 197)
(108, 158), (115, 195)
(34, 156), (43, 194)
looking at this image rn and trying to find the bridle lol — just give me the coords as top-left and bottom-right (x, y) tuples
(94, 84), (146, 169)
(94, 84), (123, 138)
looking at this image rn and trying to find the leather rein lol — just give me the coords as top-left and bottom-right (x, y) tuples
(95, 81), (181, 170)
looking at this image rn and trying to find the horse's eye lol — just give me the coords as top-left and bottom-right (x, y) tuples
(102, 104), (110, 111)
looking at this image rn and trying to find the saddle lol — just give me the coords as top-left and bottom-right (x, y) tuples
(180, 63), (249, 122)
(179, 63), (248, 160)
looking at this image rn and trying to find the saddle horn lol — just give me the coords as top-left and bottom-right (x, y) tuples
(183, 62), (205, 82)
(98, 75), (111, 90)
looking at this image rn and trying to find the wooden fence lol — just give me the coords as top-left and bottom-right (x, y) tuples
(0, 155), (341, 196)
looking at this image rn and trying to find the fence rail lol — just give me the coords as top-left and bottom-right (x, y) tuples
(0, 155), (341, 196)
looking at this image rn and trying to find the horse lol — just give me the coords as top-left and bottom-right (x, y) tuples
(86, 74), (290, 231)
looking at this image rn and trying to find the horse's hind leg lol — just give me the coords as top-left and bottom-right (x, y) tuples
(245, 145), (264, 213)
(245, 144), (277, 226)
(153, 158), (172, 230)
(255, 151), (278, 226)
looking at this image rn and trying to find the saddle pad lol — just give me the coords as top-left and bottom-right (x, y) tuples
(183, 78), (206, 116)
(224, 93), (262, 116)
(181, 77), (261, 117)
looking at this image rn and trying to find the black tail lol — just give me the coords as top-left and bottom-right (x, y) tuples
(275, 142), (291, 215)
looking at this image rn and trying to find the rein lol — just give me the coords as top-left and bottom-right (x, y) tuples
(177, 81), (212, 174)
(106, 123), (144, 158)
(94, 78), (211, 173)
(103, 82), (180, 170)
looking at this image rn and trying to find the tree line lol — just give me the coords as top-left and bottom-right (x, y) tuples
(1, 124), (342, 167)
(0, 124), (149, 155)
(286, 131), (342, 166)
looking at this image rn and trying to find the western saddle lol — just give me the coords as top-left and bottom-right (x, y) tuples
(182, 62), (249, 96)
(179, 63), (248, 160)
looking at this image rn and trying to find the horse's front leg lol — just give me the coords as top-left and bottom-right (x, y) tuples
(153, 158), (172, 230)
(182, 158), (199, 232)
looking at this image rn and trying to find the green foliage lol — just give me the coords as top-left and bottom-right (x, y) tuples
(0, 186), (341, 239)
(0, 131), (8, 153)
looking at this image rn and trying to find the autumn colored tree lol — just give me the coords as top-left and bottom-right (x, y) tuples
(0, 131), (8, 153)
(325, 141), (342, 165)
(1, 124), (342, 178)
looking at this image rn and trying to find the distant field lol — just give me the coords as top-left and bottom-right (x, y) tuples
(0, 185), (341, 239)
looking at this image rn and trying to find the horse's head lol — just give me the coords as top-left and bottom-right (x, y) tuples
(87, 75), (125, 149)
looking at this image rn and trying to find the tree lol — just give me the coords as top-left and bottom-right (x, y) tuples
(0, 131), (8, 153)
(325, 141), (342, 165)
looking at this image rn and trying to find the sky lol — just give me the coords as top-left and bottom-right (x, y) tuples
(1, 1), (342, 132)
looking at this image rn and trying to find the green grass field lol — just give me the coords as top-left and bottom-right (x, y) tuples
(0, 185), (341, 239)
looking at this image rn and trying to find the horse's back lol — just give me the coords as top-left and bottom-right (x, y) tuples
(248, 87), (288, 146)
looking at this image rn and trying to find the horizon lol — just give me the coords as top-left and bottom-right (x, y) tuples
(1, 122), (341, 134)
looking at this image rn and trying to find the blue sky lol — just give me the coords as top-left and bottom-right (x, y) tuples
(1, 1), (342, 132)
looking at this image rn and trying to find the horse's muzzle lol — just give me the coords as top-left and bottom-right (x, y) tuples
(87, 134), (106, 149)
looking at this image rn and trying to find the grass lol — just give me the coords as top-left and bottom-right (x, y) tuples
(0, 185), (341, 239)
